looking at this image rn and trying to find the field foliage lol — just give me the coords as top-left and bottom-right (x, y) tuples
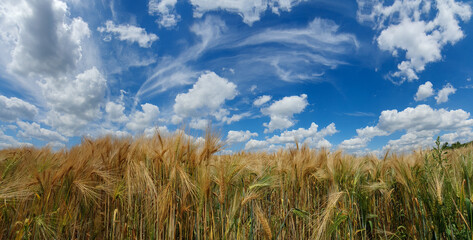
(1, 131), (473, 239)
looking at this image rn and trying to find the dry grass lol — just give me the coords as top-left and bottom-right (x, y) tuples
(0, 131), (472, 239)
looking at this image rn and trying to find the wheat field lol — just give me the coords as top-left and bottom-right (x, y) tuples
(1, 130), (473, 239)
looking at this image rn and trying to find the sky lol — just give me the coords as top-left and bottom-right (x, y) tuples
(0, 0), (473, 155)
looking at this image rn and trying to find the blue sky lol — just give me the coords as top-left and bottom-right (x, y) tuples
(1, 0), (473, 155)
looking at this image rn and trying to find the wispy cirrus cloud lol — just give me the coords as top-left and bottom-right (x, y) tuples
(138, 16), (358, 100)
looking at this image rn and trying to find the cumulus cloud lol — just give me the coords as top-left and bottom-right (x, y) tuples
(148, 0), (180, 28)
(189, 0), (306, 25)
(44, 67), (107, 136)
(126, 103), (160, 133)
(189, 118), (209, 130)
(97, 21), (158, 48)
(98, 128), (131, 138)
(148, 0), (305, 27)
(215, 111), (251, 125)
(245, 122), (337, 151)
(0, 95), (38, 122)
(253, 95), (272, 106)
(339, 137), (370, 150)
(435, 83), (456, 104)
(357, 0), (472, 82)
(262, 94), (308, 132)
(0, 0), (112, 140)
(270, 122), (337, 148)
(244, 139), (269, 151)
(173, 72), (237, 117)
(415, 81), (434, 101)
(143, 126), (170, 138)
(383, 130), (438, 153)
(212, 109), (249, 124)
(173, 71), (238, 128)
(105, 101), (128, 123)
(441, 127), (473, 143)
(1, 0), (91, 78)
(377, 104), (472, 132)
(340, 125), (389, 150)
(0, 129), (31, 149)
(227, 130), (258, 144)
(16, 121), (67, 143)
(339, 104), (473, 152)
(266, 122), (330, 144)
(356, 126), (389, 139)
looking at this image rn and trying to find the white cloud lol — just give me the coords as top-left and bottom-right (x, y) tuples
(267, 122), (315, 143)
(225, 113), (251, 124)
(339, 137), (370, 150)
(357, 0), (472, 82)
(16, 121), (67, 143)
(212, 108), (230, 121)
(105, 101), (128, 123)
(138, 16), (226, 97)
(218, 149), (234, 155)
(171, 115), (183, 125)
(238, 18), (357, 51)
(148, 0), (180, 28)
(378, 104), (472, 133)
(189, 0), (305, 25)
(173, 71), (237, 128)
(0, 0), (111, 141)
(268, 122), (337, 147)
(189, 118), (209, 130)
(339, 125), (389, 150)
(245, 122), (336, 151)
(441, 127), (473, 143)
(46, 141), (66, 149)
(43, 67), (107, 136)
(126, 103), (160, 133)
(435, 83), (456, 104)
(234, 18), (357, 82)
(143, 126), (169, 138)
(0, 95), (38, 122)
(413, 81), (456, 104)
(227, 130), (258, 144)
(383, 130), (438, 153)
(97, 21), (158, 48)
(253, 95), (272, 106)
(138, 16), (357, 98)
(315, 139), (332, 148)
(213, 109), (250, 124)
(356, 126), (389, 139)
(339, 104), (473, 152)
(98, 128), (131, 138)
(415, 81), (434, 101)
(262, 94), (308, 132)
(244, 139), (269, 151)
(1, 0), (91, 78)
(0, 129), (32, 149)
(148, 0), (306, 27)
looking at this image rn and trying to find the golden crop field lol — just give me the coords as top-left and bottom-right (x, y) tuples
(1, 131), (473, 239)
